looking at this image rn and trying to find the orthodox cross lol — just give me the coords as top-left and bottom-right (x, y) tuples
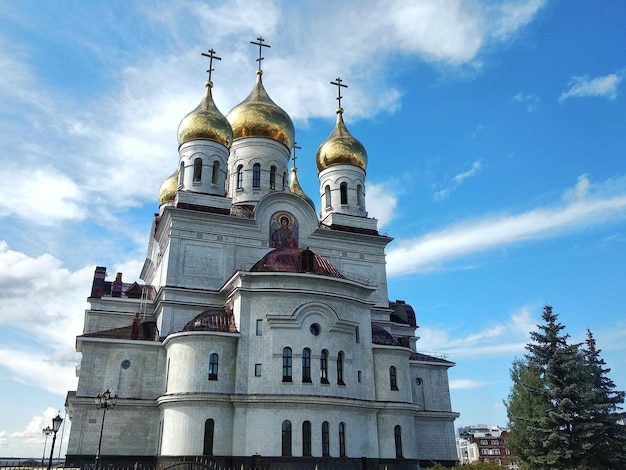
(201, 49), (221, 82)
(251, 36), (271, 71)
(331, 77), (348, 108)
(291, 142), (302, 169)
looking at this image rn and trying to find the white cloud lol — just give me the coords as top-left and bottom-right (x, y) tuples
(435, 160), (484, 201)
(512, 91), (540, 112)
(0, 1), (546, 229)
(366, 183), (398, 228)
(450, 378), (491, 390)
(559, 72), (623, 102)
(389, 175), (626, 275)
(417, 306), (535, 358)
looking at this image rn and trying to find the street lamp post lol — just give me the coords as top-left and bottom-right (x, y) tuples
(46, 413), (63, 470)
(41, 427), (52, 468)
(95, 388), (117, 470)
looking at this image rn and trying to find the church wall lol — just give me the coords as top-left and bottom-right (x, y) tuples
(372, 346), (413, 403)
(231, 401), (380, 459)
(376, 411), (417, 459)
(76, 340), (163, 399)
(159, 401), (234, 456)
(164, 332), (238, 394)
(232, 286), (376, 401)
(413, 417), (457, 462)
(68, 401), (158, 456)
(410, 363), (453, 412)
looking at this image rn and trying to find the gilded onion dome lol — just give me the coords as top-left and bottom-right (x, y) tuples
(158, 170), (178, 205)
(226, 71), (294, 149)
(315, 108), (367, 172)
(177, 81), (233, 148)
(289, 167), (315, 210)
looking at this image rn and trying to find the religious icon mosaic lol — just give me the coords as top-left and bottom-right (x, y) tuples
(270, 211), (299, 248)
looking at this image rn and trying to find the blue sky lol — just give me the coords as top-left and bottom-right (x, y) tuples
(1, 0), (625, 458)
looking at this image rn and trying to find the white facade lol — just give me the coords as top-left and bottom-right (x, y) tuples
(66, 59), (459, 469)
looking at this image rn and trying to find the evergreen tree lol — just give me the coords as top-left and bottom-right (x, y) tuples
(505, 358), (546, 467)
(505, 305), (626, 470)
(579, 329), (626, 468)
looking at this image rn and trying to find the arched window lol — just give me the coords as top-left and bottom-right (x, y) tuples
(302, 348), (311, 383)
(390, 366), (398, 390)
(253, 163), (261, 188)
(212, 161), (220, 185)
(208, 353), (219, 381)
(325, 185), (331, 208)
(282, 420), (292, 456)
(320, 349), (329, 384)
(357, 184), (364, 208)
(236, 165), (244, 189)
(203, 419), (214, 455)
(283, 171), (287, 188)
(179, 161), (185, 186)
(337, 351), (345, 385)
(340, 182), (348, 205)
(338, 422), (346, 457)
(193, 158), (202, 182)
(302, 421), (312, 457)
(322, 421), (330, 456)
(394, 425), (403, 458)
(282, 347), (292, 382)
(270, 165), (276, 190)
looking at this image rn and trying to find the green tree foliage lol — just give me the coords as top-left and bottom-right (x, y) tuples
(505, 305), (626, 470)
(579, 329), (626, 468)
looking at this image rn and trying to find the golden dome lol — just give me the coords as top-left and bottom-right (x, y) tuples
(158, 170), (178, 205)
(226, 71), (294, 149)
(177, 81), (233, 148)
(315, 108), (367, 172)
(289, 167), (315, 210)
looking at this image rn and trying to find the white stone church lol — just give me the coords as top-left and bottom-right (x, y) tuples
(65, 43), (459, 470)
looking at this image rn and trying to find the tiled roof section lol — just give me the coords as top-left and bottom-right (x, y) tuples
(250, 247), (344, 279)
(82, 321), (159, 341)
(410, 352), (454, 365)
(321, 223), (379, 236)
(371, 325), (400, 346)
(180, 308), (238, 333)
(176, 201), (230, 215)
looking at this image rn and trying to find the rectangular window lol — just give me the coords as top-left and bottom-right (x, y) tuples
(358, 370), (362, 383)
(256, 319), (263, 336)
(255, 364), (262, 377)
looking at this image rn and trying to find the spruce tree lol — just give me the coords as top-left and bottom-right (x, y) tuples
(505, 358), (547, 466)
(506, 306), (626, 470)
(527, 305), (591, 469)
(580, 329), (626, 468)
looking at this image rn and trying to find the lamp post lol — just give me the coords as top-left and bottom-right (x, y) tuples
(41, 427), (52, 468)
(95, 388), (117, 470)
(46, 413), (63, 470)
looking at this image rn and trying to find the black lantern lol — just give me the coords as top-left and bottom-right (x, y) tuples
(46, 413), (63, 470)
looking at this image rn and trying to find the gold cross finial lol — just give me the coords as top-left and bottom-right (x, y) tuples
(292, 142), (302, 169)
(201, 49), (221, 83)
(250, 37), (271, 72)
(330, 77), (348, 109)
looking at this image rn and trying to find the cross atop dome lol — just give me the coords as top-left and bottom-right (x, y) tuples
(251, 36), (271, 72)
(291, 142), (302, 169)
(201, 48), (221, 84)
(331, 77), (348, 110)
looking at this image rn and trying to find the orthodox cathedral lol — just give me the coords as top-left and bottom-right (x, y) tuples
(65, 41), (459, 469)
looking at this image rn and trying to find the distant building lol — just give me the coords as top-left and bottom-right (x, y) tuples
(64, 42), (460, 469)
(457, 425), (518, 467)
